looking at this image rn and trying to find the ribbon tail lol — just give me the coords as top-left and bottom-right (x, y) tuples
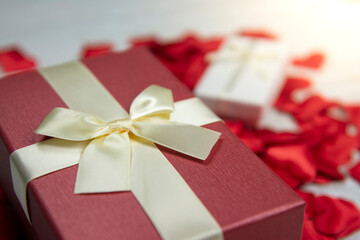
(10, 138), (88, 221)
(74, 132), (131, 193)
(131, 121), (221, 160)
(35, 107), (109, 141)
(130, 136), (223, 240)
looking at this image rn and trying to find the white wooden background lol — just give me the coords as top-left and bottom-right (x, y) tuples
(1, 0), (360, 238)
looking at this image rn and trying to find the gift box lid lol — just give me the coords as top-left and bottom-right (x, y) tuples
(0, 47), (304, 240)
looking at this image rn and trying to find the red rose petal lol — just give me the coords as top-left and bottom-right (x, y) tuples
(182, 54), (208, 90)
(316, 161), (344, 180)
(239, 30), (277, 40)
(345, 106), (360, 130)
(80, 43), (114, 58)
(299, 129), (324, 147)
(295, 96), (335, 122)
(295, 190), (317, 217)
(257, 130), (300, 145)
(224, 120), (244, 136)
(275, 77), (312, 113)
(238, 130), (264, 153)
(265, 144), (317, 184)
(265, 164), (303, 188)
(0, 47), (36, 73)
(292, 52), (325, 69)
(315, 132), (358, 166)
(312, 174), (333, 184)
(350, 162), (360, 182)
(313, 196), (360, 237)
(297, 191), (360, 239)
(131, 35), (222, 89)
(302, 218), (335, 240)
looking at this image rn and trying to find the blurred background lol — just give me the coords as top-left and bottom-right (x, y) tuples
(1, 0), (360, 239)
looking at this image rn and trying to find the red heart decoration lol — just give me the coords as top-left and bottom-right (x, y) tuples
(292, 53), (325, 69)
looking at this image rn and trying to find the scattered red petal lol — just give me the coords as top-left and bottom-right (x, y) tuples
(292, 52), (325, 69)
(181, 54), (208, 90)
(297, 191), (360, 239)
(224, 120), (244, 136)
(295, 190), (316, 216)
(312, 196), (360, 238)
(265, 164), (303, 188)
(314, 132), (358, 166)
(238, 130), (264, 153)
(0, 47), (36, 73)
(257, 130), (300, 145)
(350, 162), (360, 182)
(302, 218), (335, 240)
(80, 43), (114, 58)
(315, 161), (344, 180)
(275, 77), (312, 113)
(295, 96), (336, 122)
(299, 129), (324, 147)
(131, 34), (222, 90)
(265, 144), (317, 185)
(239, 29), (277, 40)
(345, 105), (360, 130)
(312, 174), (333, 184)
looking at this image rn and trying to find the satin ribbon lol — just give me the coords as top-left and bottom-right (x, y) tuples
(206, 41), (277, 93)
(10, 61), (223, 240)
(206, 41), (277, 67)
(35, 85), (221, 193)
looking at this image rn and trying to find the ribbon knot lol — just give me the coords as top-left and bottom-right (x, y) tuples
(35, 85), (221, 194)
(107, 119), (132, 133)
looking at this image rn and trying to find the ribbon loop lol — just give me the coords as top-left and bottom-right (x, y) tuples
(35, 108), (110, 141)
(130, 85), (174, 120)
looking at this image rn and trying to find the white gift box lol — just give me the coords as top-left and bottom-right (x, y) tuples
(195, 36), (289, 125)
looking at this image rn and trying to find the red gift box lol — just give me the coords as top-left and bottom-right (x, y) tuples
(0, 47), (305, 240)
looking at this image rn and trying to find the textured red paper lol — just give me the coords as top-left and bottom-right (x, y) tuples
(0, 48), (304, 240)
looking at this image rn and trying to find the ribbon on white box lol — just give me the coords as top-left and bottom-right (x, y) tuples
(206, 40), (278, 84)
(10, 61), (224, 240)
(196, 36), (288, 110)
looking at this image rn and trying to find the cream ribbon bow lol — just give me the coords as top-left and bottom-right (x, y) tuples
(35, 85), (221, 194)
